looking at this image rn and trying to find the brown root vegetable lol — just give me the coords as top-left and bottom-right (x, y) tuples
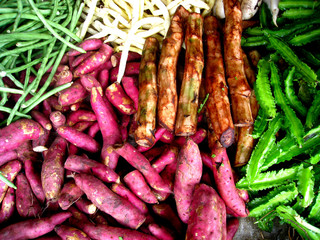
(16, 173), (42, 218)
(185, 184), (227, 240)
(223, 0), (253, 127)
(0, 187), (15, 224)
(31, 110), (52, 131)
(74, 197), (97, 215)
(105, 82), (136, 115)
(211, 142), (249, 217)
(175, 12), (204, 136)
(56, 126), (100, 153)
(74, 173), (146, 229)
(58, 179), (84, 210)
(0, 212), (72, 240)
(203, 16), (234, 148)
(135, 37), (159, 147)
(111, 183), (149, 215)
(113, 142), (171, 193)
(173, 138), (202, 223)
(0, 119), (44, 154)
(41, 136), (67, 202)
(0, 160), (22, 203)
(66, 109), (97, 126)
(24, 159), (46, 204)
(58, 80), (88, 107)
(157, 5), (189, 132)
(55, 224), (90, 240)
(124, 170), (158, 204)
(64, 155), (120, 184)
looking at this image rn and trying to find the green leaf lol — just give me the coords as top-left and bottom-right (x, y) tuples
(297, 165), (315, 208)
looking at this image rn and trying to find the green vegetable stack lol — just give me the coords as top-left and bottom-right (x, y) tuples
(239, 1), (320, 238)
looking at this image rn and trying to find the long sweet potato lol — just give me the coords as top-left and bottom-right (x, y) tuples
(66, 109), (97, 126)
(175, 12), (204, 136)
(135, 37), (159, 147)
(0, 187), (15, 224)
(185, 184), (227, 240)
(41, 136), (67, 202)
(124, 170), (158, 204)
(58, 179), (84, 210)
(16, 173), (42, 218)
(148, 223), (175, 240)
(113, 142), (171, 193)
(174, 138), (202, 223)
(74, 173), (146, 229)
(55, 224), (90, 240)
(0, 160), (22, 203)
(157, 6), (189, 132)
(0, 212), (72, 240)
(0, 119), (44, 154)
(204, 16), (234, 148)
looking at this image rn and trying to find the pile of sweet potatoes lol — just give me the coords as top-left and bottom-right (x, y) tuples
(0, 37), (249, 239)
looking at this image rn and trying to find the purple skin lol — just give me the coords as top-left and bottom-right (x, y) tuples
(66, 109), (97, 126)
(58, 80), (88, 107)
(122, 76), (139, 110)
(67, 38), (103, 57)
(58, 179), (84, 210)
(0, 160), (22, 202)
(109, 62), (141, 82)
(0, 187), (15, 224)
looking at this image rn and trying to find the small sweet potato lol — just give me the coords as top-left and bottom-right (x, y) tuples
(0, 187), (15, 224)
(55, 224), (90, 240)
(111, 51), (141, 67)
(0, 212), (72, 240)
(47, 96), (70, 112)
(50, 111), (66, 129)
(114, 142), (171, 193)
(24, 159), (46, 204)
(185, 184), (227, 240)
(58, 179), (84, 210)
(122, 76), (139, 110)
(0, 160), (22, 203)
(174, 128), (207, 147)
(16, 172), (42, 218)
(0, 119), (44, 154)
(57, 126), (100, 153)
(159, 129), (175, 144)
(71, 51), (94, 67)
(74, 173), (146, 229)
(32, 128), (50, 153)
(136, 127), (167, 152)
(41, 137), (67, 202)
(58, 80), (88, 107)
(151, 145), (179, 173)
(0, 151), (17, 167)
(66, 109), (97, 126)
(54, 70), (73, 88)
(124, 170), (158, 204)
(87, 122), (100, 138)
(148, 223), (175, 240)
(173, 138), (202, 223)
(111, 183), (149, 215)
(109, 62), (141, 82)
(68, 38), (103, 57)
(227, 218), (240, 240)
(74, 197), (97, 215)
(98, 69), (109, 90)
(31, 110), (52, 131)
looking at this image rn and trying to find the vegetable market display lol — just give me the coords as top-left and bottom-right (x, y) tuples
(0, 0), (319, 239)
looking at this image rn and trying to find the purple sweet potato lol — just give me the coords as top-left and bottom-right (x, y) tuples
(67, 38), (103, 57)
(122, 76), (139, 110)
(73, 121), (94, 132)
(136, 127), (167, 152)
(80, 224), (157, 240)
(124, 170), (158, 204)
(0, 151), (17, 167)
(143, 146), (165, 162)
(64, 155), (120, 184)
(24, 159), (46, 204)
(0, 119), (44, 154)
(0, 212), (72, 240)
(58, 179), (84, 210)
(73, 44), (113, 77)
(74, 197), (97, 215)
(74, 173), (146, 229)
(111, 51), (141, 67)
(33, 128), (50, 153)
(159, 129), (175, 144)
(80, 74), (102, 92)
(174, 127), (207, 147)
(227, 218), (239, 240)
(152, 203), (183, 235)
(41, 136), (67, 202)
(148, 223), (175, 240)
(151, 145), (179, 173)
(114, 142), (171, 193)
(47, 96), (70, 112)
(90, 86), (121, 169)
(54, 70), (73, 88)
(58, 80), (88, 107)
(31, 110), (52, 131)
(57, 126), (100, 153)
(111, 183), (149, 215)
(105, 82), (136, 115)
(87, 121), (100, 138)
(185, 184), (227, 240)
(42, 99), (52, 118)
(55, 224), (90, 240)
(98, 69), (109, 89)
(16, 173), (42, 218)
(71, 51), (94, 67)
(0, 160), (22, 203)
(173, 138), (203, 223)
(0, 187), (15, 224)
(50, 111), (67, 129)
(109, 62), (141, 82)
(211, 143), (249, 217)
